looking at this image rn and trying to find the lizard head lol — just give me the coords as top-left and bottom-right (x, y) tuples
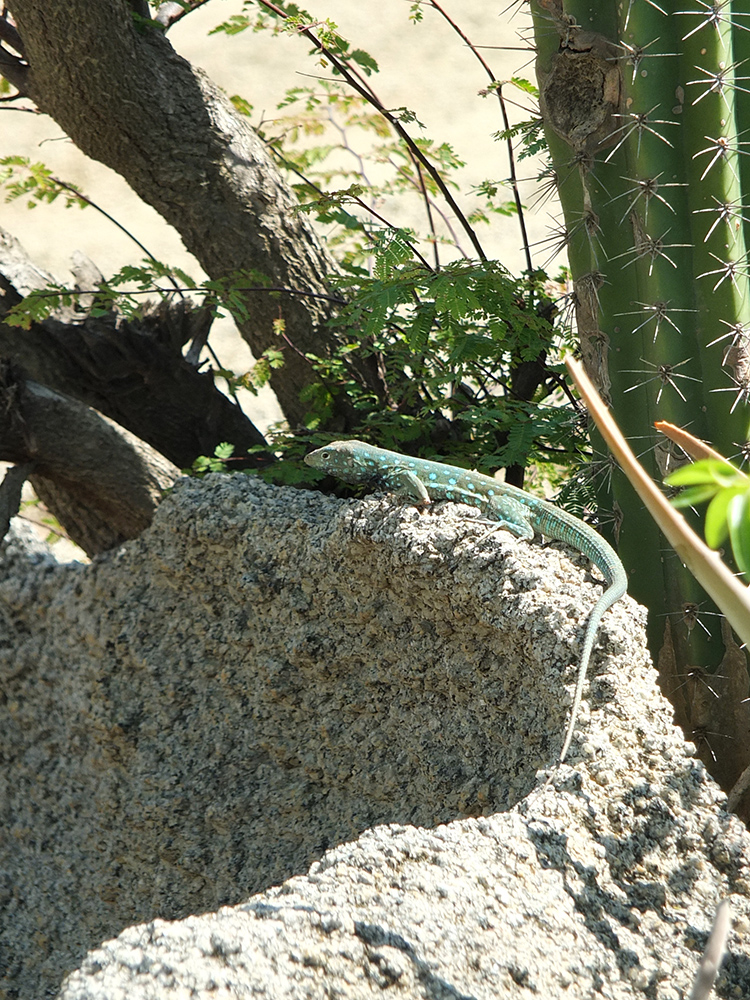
(304, 440), (372, 485)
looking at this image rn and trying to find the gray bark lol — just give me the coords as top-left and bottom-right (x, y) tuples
(0, 359), (180, 555)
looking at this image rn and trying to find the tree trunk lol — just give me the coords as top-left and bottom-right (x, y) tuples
(7, 0), (360, 427)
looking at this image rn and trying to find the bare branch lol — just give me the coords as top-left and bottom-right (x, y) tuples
(0, 359), (180, 555)
(424, 0), (533, 272)
(0, 9), (24, 56)
(0, 42), (29, 94)
(154, 1), (212, 30)
(254, 0), (488, 261)
(0, 6), (29, 93)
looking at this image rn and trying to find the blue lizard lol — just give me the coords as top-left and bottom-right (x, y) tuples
(305, 439), (628, 763)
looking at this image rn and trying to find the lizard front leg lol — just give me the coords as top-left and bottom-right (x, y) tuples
(485, 495), (535, 541)
(384, 468), (432, 505)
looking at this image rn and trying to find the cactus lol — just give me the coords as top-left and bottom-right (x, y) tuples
(530, 0), (750, 785)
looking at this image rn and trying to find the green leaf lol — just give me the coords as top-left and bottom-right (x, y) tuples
(704, 487), (746, 548)
(230, 95), (254, 117)
(669, 484), (720, 509)
(388, 106), (425, 128)
(727, 492), (750, 577)
(505, 417), (537, 467)
(666, 458), (746, 488)
(510, 77), (538, 98)
(210, 14), (252, 35)
(406, 305), (435, 353)
(214, 442), (236, 461)
(349, 49), (379, 76)
(371, 229), (414, 279)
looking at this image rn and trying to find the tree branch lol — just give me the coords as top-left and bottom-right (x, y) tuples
(0, 461), (33, 542)
(254, 0), (488, 261)
(0, 43), (28, 94)
(154, 1), (212, 31)
(0, 227), (269, 470)
(0, 359), (180, 555)
(0, 9), (25, 56)
(0, 7), (28, 92)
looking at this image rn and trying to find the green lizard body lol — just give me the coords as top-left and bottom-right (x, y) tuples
(305, 439), (628, 763)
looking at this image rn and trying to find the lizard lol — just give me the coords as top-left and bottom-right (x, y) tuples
(304, 439), (628, 763)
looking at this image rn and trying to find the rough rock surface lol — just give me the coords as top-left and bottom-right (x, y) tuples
(1, 474), (749, 999)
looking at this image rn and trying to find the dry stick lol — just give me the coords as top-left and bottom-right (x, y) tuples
(565, 356), (750, 648)
(689, 900), (731, 1000)
(655, 420), (750, 476)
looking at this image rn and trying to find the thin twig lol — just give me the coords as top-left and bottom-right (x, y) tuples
(385, 155), (467, 254)
(425, 0), (533, 273)
(254, 0), (487, 260)
(414, 160), (440, 268)
(263, 140), (435, 271)
(48, 176), (162, 266)
(15, 284), (349, 306)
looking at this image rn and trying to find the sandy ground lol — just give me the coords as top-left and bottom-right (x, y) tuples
(1, 1), (555, 556)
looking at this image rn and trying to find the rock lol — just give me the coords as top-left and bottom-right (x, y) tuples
(1, 474), (748, 999)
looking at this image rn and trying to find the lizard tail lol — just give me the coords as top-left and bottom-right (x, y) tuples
(558, 579), (626, 763)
